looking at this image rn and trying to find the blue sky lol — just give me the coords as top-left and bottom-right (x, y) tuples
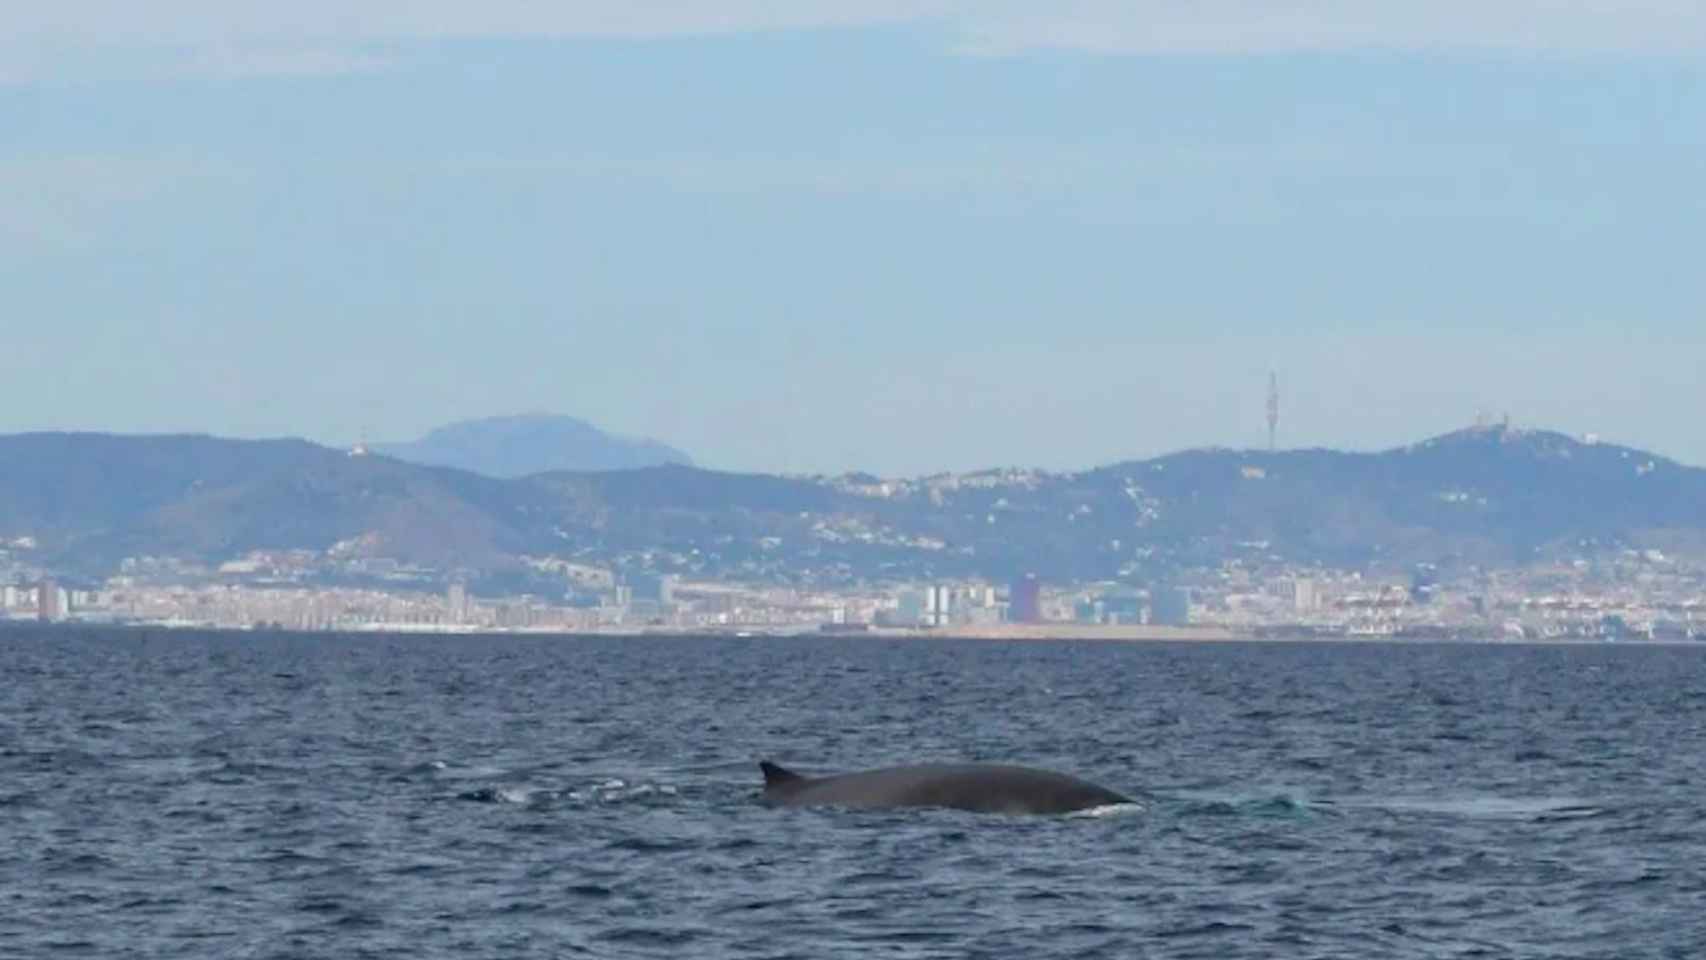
(3, 4), (1704, 475)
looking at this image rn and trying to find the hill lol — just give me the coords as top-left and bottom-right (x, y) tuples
(0, 433), (556, 575)
(373, 414), (691, 478)
(1, 426), (1702, 584)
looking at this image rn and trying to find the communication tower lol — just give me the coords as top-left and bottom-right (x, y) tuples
(1266, 371), (1279, 452)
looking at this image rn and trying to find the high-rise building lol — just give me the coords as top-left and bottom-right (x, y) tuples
(924, 585), (953, 626)
(1008, 574), (1042, 624)
(895, 590), (926, 625)
(1294, 579), (1318, 614)
(1150, 586), (1191, 626)
(37, 579), (63, 622)
(447, 583), (468, 623)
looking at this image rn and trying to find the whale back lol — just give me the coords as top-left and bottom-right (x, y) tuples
(760, 760), (807, 788)
(758, 760), (1130, 815)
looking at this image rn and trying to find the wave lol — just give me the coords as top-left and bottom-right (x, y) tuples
(455, 777), (680, 807)
(1067, 801), (1147, 819)
(1367, 795), (1608, 821)
(457, 786), (541, 805)
(1174, 792), (1335, 819)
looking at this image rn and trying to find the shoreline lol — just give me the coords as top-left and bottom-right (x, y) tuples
(6, 618), (1705, 646)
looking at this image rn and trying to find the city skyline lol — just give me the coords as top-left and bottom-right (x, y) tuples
(5, 8), (1704, 475)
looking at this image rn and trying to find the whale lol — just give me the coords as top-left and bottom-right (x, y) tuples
(759, 760), (1132, 815)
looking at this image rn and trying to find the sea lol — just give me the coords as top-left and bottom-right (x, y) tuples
(2, 627), (1703, 959)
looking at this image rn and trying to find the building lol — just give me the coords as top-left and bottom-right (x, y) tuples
(1294, 579), (1318, 614)
(893, 589), (926, 626)
(1100, 589), (1146, 625)
(1009, 574), (1042, 624)
(37, 579), (64, 622)
(447, 583), (468, 623)
(627, 574), (676, 606)
(924, 585), (952, 627)
(1150, 585), (1191, 626)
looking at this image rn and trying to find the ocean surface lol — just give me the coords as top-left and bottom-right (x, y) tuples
(3, 628), (1704, 959)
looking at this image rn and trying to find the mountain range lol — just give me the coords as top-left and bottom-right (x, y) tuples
(2, 425), (1702, 585)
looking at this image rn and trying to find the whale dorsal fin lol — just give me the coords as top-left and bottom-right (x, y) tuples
(760, 760), (804, 787)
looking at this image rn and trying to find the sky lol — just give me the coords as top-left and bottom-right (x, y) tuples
(3, 3), (1704, 476)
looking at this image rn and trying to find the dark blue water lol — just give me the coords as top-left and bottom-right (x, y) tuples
(3, 628), (1704, 958)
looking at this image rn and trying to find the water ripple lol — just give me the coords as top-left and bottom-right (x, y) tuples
(2, 629), (1704, 958)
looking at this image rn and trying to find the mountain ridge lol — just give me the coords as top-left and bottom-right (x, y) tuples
(1, 425), (1701, 584)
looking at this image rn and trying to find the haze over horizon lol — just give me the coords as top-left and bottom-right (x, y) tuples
(4, 3), (1702, 475)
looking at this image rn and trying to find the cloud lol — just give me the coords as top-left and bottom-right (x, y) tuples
(183, 42), (400, 78)
(0, 1), (951, 79)
(0, 2), (948, 47)
(960, 1), (1706, 55)
(0, 1), (1702, 80)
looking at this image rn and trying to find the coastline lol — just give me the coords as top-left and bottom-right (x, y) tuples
(9, 618), (1704, 646)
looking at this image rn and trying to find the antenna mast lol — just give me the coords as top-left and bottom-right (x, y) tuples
(1266, 371), (1279, 452)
